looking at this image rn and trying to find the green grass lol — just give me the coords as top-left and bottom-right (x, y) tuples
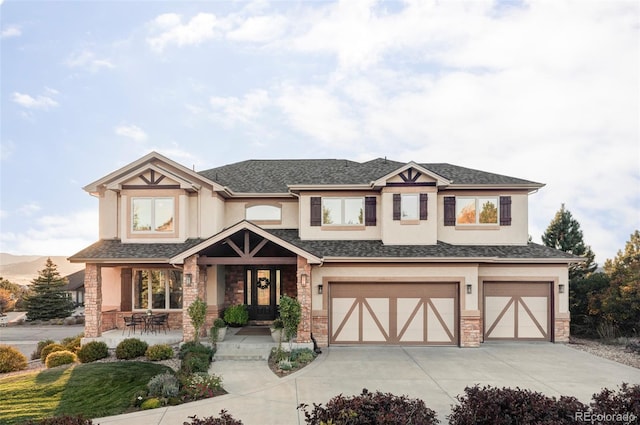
(0, 362), (172, 425)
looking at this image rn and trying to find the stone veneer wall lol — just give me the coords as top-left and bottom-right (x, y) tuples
(224, 265), (245, 306)
(460, 315), (481, 348)
(312, 312), (328, 347)
(84, 264), (102, 338)
(555, 315), (570, 342)
(296, 256), (312, 343)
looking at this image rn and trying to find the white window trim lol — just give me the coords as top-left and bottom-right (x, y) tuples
(131, 197), (175, 234)
(322, 197), (364, 226)
(401, 193), (419, 221)
(455, 196), (500, 225)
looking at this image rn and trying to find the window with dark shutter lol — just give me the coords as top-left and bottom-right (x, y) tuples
(500, 196), (512, 226)
(310, 197), (321, 226)
(444, 196), (456, 226)
(365, 196), (377, 226)
(419, 193), (428, 220)
(393, 194), (401, 220)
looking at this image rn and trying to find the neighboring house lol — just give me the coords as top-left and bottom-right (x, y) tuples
(69, 151), (578, 347)
(63, 269), (85, 306)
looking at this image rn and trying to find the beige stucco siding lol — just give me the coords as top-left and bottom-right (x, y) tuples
(98, 190), (119, 239)
(224, 199), (299, 229)
(380, 187), (437, 245)
(437, 192), (529, 245)
(199, 188), (225, 238)
(101, 267), (121, 311)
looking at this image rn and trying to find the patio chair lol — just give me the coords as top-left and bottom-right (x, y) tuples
(150, 313), (169, 334)
(123, 314), (144, 335)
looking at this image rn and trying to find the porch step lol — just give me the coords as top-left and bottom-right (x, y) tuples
(214, 341), (277, 361)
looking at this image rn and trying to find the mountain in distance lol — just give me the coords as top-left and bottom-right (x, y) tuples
(0, 253), (85, 286)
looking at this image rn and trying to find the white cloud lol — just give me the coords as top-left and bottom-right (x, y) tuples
(66, 50), (115, 71)
(115, 124), (148, 142)
(147, 13), (227, 52)
(1, 25), (21, 38)
(209, 89), (270, 125)
(17, 202), (41, 216)
(12, 91), (59, 110)
(227, 15), (287, 42)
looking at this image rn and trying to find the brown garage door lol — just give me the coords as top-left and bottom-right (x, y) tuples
(484, 282), (551, 341)
(330, 282), (459, 345)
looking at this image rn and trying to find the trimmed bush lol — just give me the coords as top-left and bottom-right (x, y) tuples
(61, 334), (83, 352)
(115, 338), (148, 360)
(0, 344), (28, 373)
(448, 385), (587, 425)
(140, 397), (162, 410)
(185, 410), (244, 425)
(41, 343), (66, 361)
(591, 383), (640, 420)
(179, 341), (214, 361)
(32, 339), (55, 360)
(181, 352), (211, 374)
(45, 350), (78, 368)
(299, 388), (438, 425)
(147, 371), (180, 398)
(146, 344), (174, 361)
(24, 415), (93, 424)
(223, 304), (248, 327)
(76, 341), (109, 363)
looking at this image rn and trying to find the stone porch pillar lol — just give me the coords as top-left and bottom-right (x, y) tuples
(296, 256), (312, 343)
(182, 254), (205, 342)
(84, 263), (102, 338)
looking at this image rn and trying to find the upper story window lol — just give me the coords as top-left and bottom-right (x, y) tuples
(322, 197), (364, 225)
(456, 197), (498, 225)
(132, 197), (175, 232)
(246, 205), (281, 222)
(401, 194), (419, 220)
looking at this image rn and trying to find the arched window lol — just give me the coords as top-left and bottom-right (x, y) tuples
(246, 204), (281, 222)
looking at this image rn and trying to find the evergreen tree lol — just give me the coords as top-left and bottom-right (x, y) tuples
(24, 258), (75, 321)
(542, 204), (597, 281)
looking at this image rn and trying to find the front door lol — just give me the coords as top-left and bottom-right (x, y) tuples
(246, 267), (279, 320)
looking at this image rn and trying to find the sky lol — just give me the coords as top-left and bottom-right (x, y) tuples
(0, 0), (638, 267)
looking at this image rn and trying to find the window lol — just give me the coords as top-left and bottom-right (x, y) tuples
(455, 197), (499, 225)
(133, 269), (182, 310)
(246, 205), (281, 221)
(401, 194), (419, 220)
(322, 197), (364, 225)
(132, 198), (174, 232)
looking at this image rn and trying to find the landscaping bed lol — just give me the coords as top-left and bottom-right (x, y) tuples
(568, 337), (640, 369)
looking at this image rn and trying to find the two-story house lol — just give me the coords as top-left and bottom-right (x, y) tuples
(69, 151), (577, 347)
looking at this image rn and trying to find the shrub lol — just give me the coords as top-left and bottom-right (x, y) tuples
(185, 410), (243, 425)
(32, 339), (55, 360)
(76, 341), (109, 363)
(290, 348), (315, 364)
(181, 352), (211, 374)
(271, 318), (284, 329)
(590, 383), (640, 420)
(147, 371), (180, 398)
(0, 344), (28, 373)
(188, 297), (208, 343)
(140, 397), (162, 410)
(24, 415), (93, 424)
(41, 343), (66, 361)
(448, 385), (587, 425)
(181, 372), (223, 400)
(61, 334), (83, 352)
(45, 350), (78, 368)
(146, 344), (174, 361)
(179, 341), (214, 361)
(299, 388), (438, 425)
(116, 338), (148, 359)
(63, 317), (77, 325)
(223, 304), (249, 327)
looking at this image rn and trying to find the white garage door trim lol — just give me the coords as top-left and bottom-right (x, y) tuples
(329, 282), (459, 346)
(484, 282), (551, 341)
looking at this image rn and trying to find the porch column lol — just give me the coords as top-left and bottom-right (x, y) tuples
(84, 263), (102, 338)
(182, 254), (203, 342)
(296, 256), (312, 343)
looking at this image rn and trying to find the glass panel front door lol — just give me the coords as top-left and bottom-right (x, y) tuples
(246, 267), (278, 320)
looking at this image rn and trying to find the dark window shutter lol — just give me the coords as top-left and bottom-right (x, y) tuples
(120, 268), (132, 311)
(500, 196), (512, 226)
(365, 196), (377, 226)
(444, 196), (456, 226)
(419, 193), (428, 220)
(310, 197), (321, 226)
(393, 194), (401, 220)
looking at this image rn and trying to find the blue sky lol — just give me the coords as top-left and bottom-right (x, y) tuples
(1, 0), (638, 266)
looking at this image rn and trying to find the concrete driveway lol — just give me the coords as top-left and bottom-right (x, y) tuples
(95, 343), (640, 425)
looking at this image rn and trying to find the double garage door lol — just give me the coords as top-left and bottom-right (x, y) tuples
(329, 281), (552, 345)
(330, 282), (459, 345)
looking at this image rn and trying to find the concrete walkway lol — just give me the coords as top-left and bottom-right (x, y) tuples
(95, 343), (640, 425)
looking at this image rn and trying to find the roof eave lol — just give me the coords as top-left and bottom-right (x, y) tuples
(68, 257), (171, 264)
(321, 256), (578, 264)
(288, 184), (372, 192)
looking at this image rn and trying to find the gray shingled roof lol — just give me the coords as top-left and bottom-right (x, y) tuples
(198, 158), (541, 193)
(69, 232), (575, 262)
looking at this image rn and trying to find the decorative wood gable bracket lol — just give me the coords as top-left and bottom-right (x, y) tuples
(197, 230), (297, 265)
(371, 162), (450, 189)
(123, 169), (180, 190)
(388, 167), (434, 187)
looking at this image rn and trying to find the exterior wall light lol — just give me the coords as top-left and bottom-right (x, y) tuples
(318, 284), (323, 295)
(466, 284), (472, 294)
(185, 273), (193, 286)
(559, 284), (565, 294)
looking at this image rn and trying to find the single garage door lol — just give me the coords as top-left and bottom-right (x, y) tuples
(330, 282), (459, 345)
(484, 282), (551, 341)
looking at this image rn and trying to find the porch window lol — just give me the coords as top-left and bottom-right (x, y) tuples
(132, 197), (174, 233)
(133, 269), (182, 310)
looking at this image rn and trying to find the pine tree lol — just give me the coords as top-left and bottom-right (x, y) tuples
(542, 204), (597, 282)
(24, 258), (75, 321)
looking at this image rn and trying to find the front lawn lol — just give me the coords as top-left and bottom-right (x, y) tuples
(0, 362), (172, 425)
